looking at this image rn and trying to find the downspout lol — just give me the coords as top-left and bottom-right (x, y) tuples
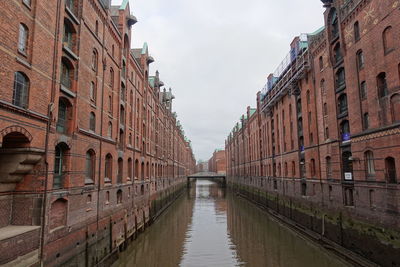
(40, 0), (62, 264)
(95, 17), (107, 262)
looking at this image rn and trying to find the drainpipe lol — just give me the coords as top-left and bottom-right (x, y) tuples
(39, 0), (62, 264)
(94, 17), (107, 263)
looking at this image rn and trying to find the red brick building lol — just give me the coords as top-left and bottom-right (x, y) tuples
(226, 0), (400, 265)
(208, 149), (227, 174)
(0, 0), (195, 265)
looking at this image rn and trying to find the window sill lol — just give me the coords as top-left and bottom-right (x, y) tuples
(60, 85), (76, 98)
(384, 48), (395, 56)
(337, 111), (348, 119)
(65, 6), (80, 25)
(15, 56), (32, 69)
(333, 58), (344, 68)
(22, 1), (32, 10)
(63, 46), (79, 60)
(335, 84), (346, 94)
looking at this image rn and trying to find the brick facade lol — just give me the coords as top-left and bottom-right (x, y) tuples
(0, 0), (195, 265)
(208, 150), (227, 174)
(226, 0), (400, 265)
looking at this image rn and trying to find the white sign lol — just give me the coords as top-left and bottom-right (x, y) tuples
(344, 172), (353, 181)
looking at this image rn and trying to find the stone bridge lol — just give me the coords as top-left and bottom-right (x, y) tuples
(187, 172), (226, 187)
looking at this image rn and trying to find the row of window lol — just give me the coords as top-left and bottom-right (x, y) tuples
(231, 153), (397, 184)
(53, 143), (178, 188)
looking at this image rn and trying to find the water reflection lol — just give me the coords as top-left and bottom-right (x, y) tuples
(180, 180), (242, 267)
(114, 180), (349, 267)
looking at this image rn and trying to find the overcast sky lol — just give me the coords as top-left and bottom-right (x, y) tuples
(111, 0), (324, 161)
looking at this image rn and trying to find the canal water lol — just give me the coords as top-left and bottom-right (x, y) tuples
(114, 180), (349, 267)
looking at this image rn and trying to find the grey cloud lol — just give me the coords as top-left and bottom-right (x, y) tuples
(112, 0), (324, 160)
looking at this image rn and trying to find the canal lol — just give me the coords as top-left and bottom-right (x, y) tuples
(114, 180), (350, 267)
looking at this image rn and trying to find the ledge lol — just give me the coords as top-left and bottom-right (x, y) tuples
(0, 225), (40, 241)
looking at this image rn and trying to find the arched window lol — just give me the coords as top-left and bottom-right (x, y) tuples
(57, 98), (70, 134)
(320, 79), (325, 95)
(306, 90), (310, 105)
(360, 81), (367, 100)
(121, 83), (126, 101)
(319, 56), (323, 71)
(105, 154), (112, 182)
(18, 24), (29, 54)
(284, 162), (288, 177)
(89, 112), (95, 131)
(296, 98), (301, 114)
(111, 45), (115, 57)
(323, 103), (328, 116)
(354, 21), (360, 41)
(63, 19), (74, 50)
(117, 158), (123, 184)
(364, 151), (375, 176)
(338, 94), (348, 114)
(340, 120), (350, 141)
(334, 43), (342, 63)
(336, 68), (346, 89)
(141, 162), (145, 180)
(292, 161), (296, 177)
(128, 158), (133, 179)
(298, 117), (303, 131)
(363, 113), (369, 130)
(146, 162), (150, 178)
(326, 156), (332, 178)
(108, 94), (113, 114)
(117, 190), (122, 204)
(90, 81), (96, 102)
(135, 159), (139, 179)
(330, 8), (339, 39)
(390, 94), (400, 122)
(85, 150), (95, 184)
(122, 60), (126, 77)
(383, 26), (394, 53)
(95, 21), (99, 36)
(385, 157), (397, 183)
(377, 72), (388, 98)
(109, 68), (114, 87)
(107, 122), (112, 138)
(61, 57), (73, 89)
(129, 133), (132, 145)
(13, 72), (29, 108)
(92, 49), (98, 72)
(356, 50), (364, 69)
(54, 143), (68, 189)
(120, 105), (125, 124)
(310, 159), (316, 177)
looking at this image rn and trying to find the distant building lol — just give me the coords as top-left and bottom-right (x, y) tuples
(196, 160), (209, 172)
(208, 149), (226, 174)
